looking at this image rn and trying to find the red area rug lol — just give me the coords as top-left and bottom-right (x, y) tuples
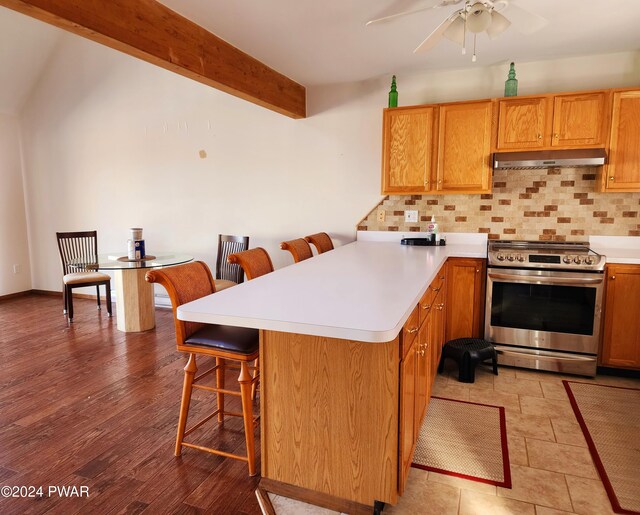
(411, 396), (511, 488)
(563, 380), (640, 514)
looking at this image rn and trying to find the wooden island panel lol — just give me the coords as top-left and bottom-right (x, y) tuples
(260, 330), (399, 506)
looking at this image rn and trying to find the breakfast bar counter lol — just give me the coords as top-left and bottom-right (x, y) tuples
(177, 239), (486, 510)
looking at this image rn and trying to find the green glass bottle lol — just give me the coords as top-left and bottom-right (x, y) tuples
(388, 75), (398, 107)
(504, 62), (518, 97)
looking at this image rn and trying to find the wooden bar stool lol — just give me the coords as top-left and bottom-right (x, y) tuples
(304, 232), (334, 254)
(280, 238), (313, 263)
(227, 247), (275, 399)
(145, 261), (260, 476)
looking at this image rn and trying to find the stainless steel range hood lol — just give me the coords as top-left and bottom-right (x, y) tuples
(494, 148), (607, 170)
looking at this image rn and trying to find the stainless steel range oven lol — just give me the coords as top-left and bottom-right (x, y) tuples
(485, 241), (606, 377)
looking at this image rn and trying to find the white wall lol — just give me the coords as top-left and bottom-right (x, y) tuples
(0, 114), (31, 295)
(19, 30), (640, 293)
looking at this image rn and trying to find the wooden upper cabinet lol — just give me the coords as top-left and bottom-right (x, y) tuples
(551, 92), (608, 147)
(603, 90), (640, 192)
(382, 106), (436, 194)
(497, 97), (552, 149)
(601, 264), (640, 369)
(435, 101), (493, 194)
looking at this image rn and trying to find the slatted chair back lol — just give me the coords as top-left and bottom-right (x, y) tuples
(227, 248), (274, 281)
(145, 261), (216, 346)
(280, 238), (313, 263)
(56, 231), (100, 274)
(216, 235), (250, 283)
(304, 232), (334, 254)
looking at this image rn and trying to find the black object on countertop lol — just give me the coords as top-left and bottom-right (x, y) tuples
(401, 237), (445, 246)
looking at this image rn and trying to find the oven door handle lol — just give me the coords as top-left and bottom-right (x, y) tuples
(487, 272), (603, 286)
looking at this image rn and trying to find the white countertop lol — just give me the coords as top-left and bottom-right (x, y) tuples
(178, 240), (486, 343)
(590, 236), (640, 265)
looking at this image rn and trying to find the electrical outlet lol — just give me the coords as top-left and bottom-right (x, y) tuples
(405, 210), (418, 223)
(13, 264), (20, 274)
(377, 209), (386, 222)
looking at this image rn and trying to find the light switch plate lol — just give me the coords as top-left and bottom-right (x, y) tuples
(405, 210), (418, 223)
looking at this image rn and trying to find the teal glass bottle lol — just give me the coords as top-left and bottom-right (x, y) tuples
(504, 62), (518, 97)
(388, 75), (398, 107)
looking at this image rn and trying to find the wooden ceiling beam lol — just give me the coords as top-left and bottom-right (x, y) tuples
(1, 0), (306, 118)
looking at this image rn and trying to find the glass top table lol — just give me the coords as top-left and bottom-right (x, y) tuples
(94, 252), (193, 332)
(96, 253), (193, 270)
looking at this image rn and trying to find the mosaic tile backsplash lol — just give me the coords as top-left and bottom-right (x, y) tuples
(358, 168), (640, 240)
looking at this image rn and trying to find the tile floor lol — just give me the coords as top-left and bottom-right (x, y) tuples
(267, 364), (640, 515)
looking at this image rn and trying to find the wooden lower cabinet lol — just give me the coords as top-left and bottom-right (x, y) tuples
(446, 258), (486, 341)
(601, 264), (640, 369)
(399, 264), (447, 493)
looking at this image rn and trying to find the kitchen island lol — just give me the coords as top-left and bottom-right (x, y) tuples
(178, 238), (486, 510)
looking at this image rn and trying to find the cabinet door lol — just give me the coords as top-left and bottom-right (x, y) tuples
(552, 92), (608, 147)
(382, 107), (436, 194)
(497, 97), (551, 149)
(415, 312), (433, 434)
(399, 338), (417, 494)
(433, 289), (446, 375)
(446, 258), (486, 341)
(601, 265), (640, 369)
(435, 101), (493, 193)
(604, 90), (640, 192)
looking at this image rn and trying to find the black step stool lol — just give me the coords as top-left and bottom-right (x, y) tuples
(438, 338), (498, 383)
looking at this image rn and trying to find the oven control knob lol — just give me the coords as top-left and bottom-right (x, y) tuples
(507, 254), (515, 262)
(563, 255), (572, 264)
(584, 256), (595, 265)
(496, 253), (505, 261)
(517, 254), (525, 262)
(574, 256), (583, 264)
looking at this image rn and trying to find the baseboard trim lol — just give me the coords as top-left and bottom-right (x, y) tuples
(8, 289), (171, 310)
(0, 290), (33, 302)
(257, 478), (374, 515)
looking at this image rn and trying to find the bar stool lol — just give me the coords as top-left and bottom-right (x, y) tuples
(280, 238), (313, 263)
(145, 261), (260, 476)
(304, 232), (334, 254)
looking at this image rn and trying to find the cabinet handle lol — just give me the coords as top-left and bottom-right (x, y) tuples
(609, 176), (614, 181)
(432, 287), (440, 292)
(407, 327), (418, 334)
(537, 133), (542, 140)
(610, 275), (616, 280)
(554, 133), (559, 139)
(422, 303), (431, 310)
(439, 275), (445, 280)
(476, 269), (480, 273)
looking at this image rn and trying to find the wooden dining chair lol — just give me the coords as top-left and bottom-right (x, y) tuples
(227, 247), (275, 399)
(56, 231), (112, 322)
(280, 238), (313, 263)
(214, 234), (250, 292)
(304, 232), (334, 254)
(145, 261), (260, 476)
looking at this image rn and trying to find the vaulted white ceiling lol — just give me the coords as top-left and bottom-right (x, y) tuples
(0, 8), (61, 114)
(158, 0), (640, 85)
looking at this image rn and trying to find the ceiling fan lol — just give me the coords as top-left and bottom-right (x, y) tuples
(366, 0), (548, 61)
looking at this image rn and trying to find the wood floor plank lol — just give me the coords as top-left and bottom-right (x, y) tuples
(0, 295), (262, 515)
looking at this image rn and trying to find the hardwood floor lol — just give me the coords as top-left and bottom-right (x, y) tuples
(0, 294), (261, 515)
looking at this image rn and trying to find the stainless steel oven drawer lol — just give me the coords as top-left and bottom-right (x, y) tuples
(494, 345), (597, 377)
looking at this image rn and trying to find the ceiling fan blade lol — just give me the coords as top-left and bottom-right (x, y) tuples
(486, 10), (511, 39)
(366, 5), (438, 26)
(414, 13), (460, 53)
(365, 0), (465, 26)
(503, 1), (548, 35)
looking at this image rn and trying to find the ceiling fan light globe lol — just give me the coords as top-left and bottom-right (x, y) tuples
(466, 3), (492, 33)
(486, 10), (511, 39)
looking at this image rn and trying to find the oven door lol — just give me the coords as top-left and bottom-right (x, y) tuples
(485, 268), (604, 354)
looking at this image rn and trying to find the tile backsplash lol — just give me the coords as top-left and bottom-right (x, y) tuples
(357, 168), (640, 241)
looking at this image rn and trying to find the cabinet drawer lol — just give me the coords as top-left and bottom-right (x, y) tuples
(419, 267), (447, 326)
(401, 305), (420, 359)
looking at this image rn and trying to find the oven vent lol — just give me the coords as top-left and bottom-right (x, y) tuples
(494, 148), (607, 170)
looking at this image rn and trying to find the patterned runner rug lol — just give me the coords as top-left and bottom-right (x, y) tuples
(564, 380), (640, 514)
(411, 396), (511, 488)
